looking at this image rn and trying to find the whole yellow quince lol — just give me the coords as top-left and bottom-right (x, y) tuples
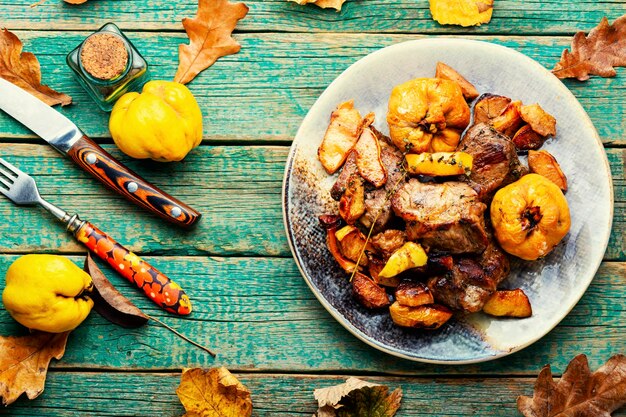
(2, 255), (94, 333)
(109, 80), (203, 162)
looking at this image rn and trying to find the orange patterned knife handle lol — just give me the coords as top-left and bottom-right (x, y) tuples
(75, 221), (192, 315)
(67, 135), (201, 229)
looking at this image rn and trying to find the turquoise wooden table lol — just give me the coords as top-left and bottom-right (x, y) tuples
(0, 1), (625, 415)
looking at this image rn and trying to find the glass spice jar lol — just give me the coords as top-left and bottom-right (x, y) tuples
(66, 23), (150, 111)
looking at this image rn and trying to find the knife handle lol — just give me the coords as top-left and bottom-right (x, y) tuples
(67, 135), (201, 228)
(75, 220), (192, 315)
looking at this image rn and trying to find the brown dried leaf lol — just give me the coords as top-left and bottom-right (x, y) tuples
(287, 0), (347, 11)
(177, 367), (252, 417)
(517, 354), (626, 417)
(84, 254), (149, 329)
(429, 0), (494, 27)
(553, 16), (626, 80)
(174, 0), (249, 85)
(314, 377), (402, 417)
(0, 29), (71, 106)
(0, 331), (70, 406)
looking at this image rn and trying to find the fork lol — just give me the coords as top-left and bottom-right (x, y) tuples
(0, 158), (192, 315)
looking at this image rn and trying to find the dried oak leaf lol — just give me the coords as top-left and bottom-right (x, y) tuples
(174, 0), (249, 85)
(517, 354), (626, 417)
(314, 377), (402, 417)
(0, 331), (70, 406)
(287, 0), (347, 11)
(0, 29), (71, 106)
(177, 367), (252, 417)
(553, 15), (626, 81)
(84, 254), (149, 329)
(429, 0), (494, 27)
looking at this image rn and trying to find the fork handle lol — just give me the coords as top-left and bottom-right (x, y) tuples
(74, 221), (192, 316)
(66, 135), (201, 228)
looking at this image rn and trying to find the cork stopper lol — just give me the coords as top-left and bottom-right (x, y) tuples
(80, 33), (129, 81)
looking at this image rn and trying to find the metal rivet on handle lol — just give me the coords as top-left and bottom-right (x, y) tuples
(127, 182), (138, 193)
(86, 153), (97, 165)
(171, 206), (182, 218)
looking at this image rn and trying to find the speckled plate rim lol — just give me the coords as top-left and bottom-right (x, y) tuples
(282, 38), (614, 364)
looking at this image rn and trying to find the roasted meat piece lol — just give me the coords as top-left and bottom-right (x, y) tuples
(457, 123), (528, 202)
(370, 229), (406, 259)
(330, 150), (358, 201)
(359, 128), (405, 233)
(427, 240), (510, 313)
(391, 179), (488, 254)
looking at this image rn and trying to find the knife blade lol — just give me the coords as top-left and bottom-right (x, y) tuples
(0, 78), (201, 228)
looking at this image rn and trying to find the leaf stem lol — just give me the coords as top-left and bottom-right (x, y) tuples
(147, 315), (217, 357)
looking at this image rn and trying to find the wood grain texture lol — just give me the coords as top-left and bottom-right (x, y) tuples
(4, 0), (626, 34)
(0, 144), (623, 260)
(0, 255), (623, 375)
(0, 32), (625, 145)
(1, 372), (625, 416)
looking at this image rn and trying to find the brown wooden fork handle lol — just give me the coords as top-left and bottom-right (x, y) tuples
(67, 135), (201, 228)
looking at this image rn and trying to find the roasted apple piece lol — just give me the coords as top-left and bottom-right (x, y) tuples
(339, 173), (365, 224)
(528, 150), (567, 192)
(335, 225), (374, 266)
(352, 272), (390, 309)
(354, 127), (387, 187)
(512, 124), (546, 150)
(482, 289), (532, 318)
(405, 152), (473, 176)
(318, 100), (367, 174)
(368, 255), (400, 288)
(389, 302), (452, 329)
(473, 93), (511, 125)
(435, 62), (479, 101)
(378, 242), (428, 278)
(395, 281), (434, 307)
(319, 215), (358, 273)
(520, 103), (556, 137)
(491, 101), (524, 137)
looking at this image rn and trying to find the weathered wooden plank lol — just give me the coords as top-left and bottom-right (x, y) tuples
(0, 255), (623, 375)
(2, 0), (625, 35)
(2, 372), (626, 416)
(0, 144), (623, 260)
(0, 32), (625, 145)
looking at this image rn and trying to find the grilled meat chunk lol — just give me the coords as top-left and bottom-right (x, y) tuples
(457, 123), (527, 202)
(359, 128), (405, 233)
(391, 179), (488, 254)
(330, 150), (359, 201)
(371, 229), (407, 259)
(427, 240), (510, 313)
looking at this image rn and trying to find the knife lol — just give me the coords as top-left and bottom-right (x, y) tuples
(0, 78), (201, 228)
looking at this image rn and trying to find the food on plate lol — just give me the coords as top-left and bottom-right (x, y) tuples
(109, 80), (203, 162)
(317, 100), (371, 174)
(490, 174), (571, 261)
(435, 62), (479, 101)
(458, 123), (528, 202)
(528, 150), (568, 192)
(391, 180), (488, 254)
(2, 255), (94, 333)
(352, 272), (390, 309)
(315, 64), (567, 329)
(428, 0), (494, 28)
(426, 239), (510, 313)
(395, 281), (434, 307)
(482, 289), (532, 317)
(378, 242), (428, 278)
(387, 78), (471, 153)
(405, 151), (473, 176)
(473, 94), (511, 125)
(520, 104), (557, 137)
(354, 127), (387, 187)
(389, 302), (453, 329)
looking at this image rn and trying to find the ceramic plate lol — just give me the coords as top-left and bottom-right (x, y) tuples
(282, 39), (613, 364)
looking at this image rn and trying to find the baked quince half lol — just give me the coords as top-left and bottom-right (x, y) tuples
(387, 78), (471, 153)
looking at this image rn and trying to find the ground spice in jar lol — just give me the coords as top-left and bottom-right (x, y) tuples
(80, 33), (129, 81)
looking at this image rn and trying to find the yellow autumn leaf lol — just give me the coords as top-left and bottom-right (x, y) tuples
(429, 0), (494, 27)
(176, 367), (252, 417)
(287, 0), (347, 11)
